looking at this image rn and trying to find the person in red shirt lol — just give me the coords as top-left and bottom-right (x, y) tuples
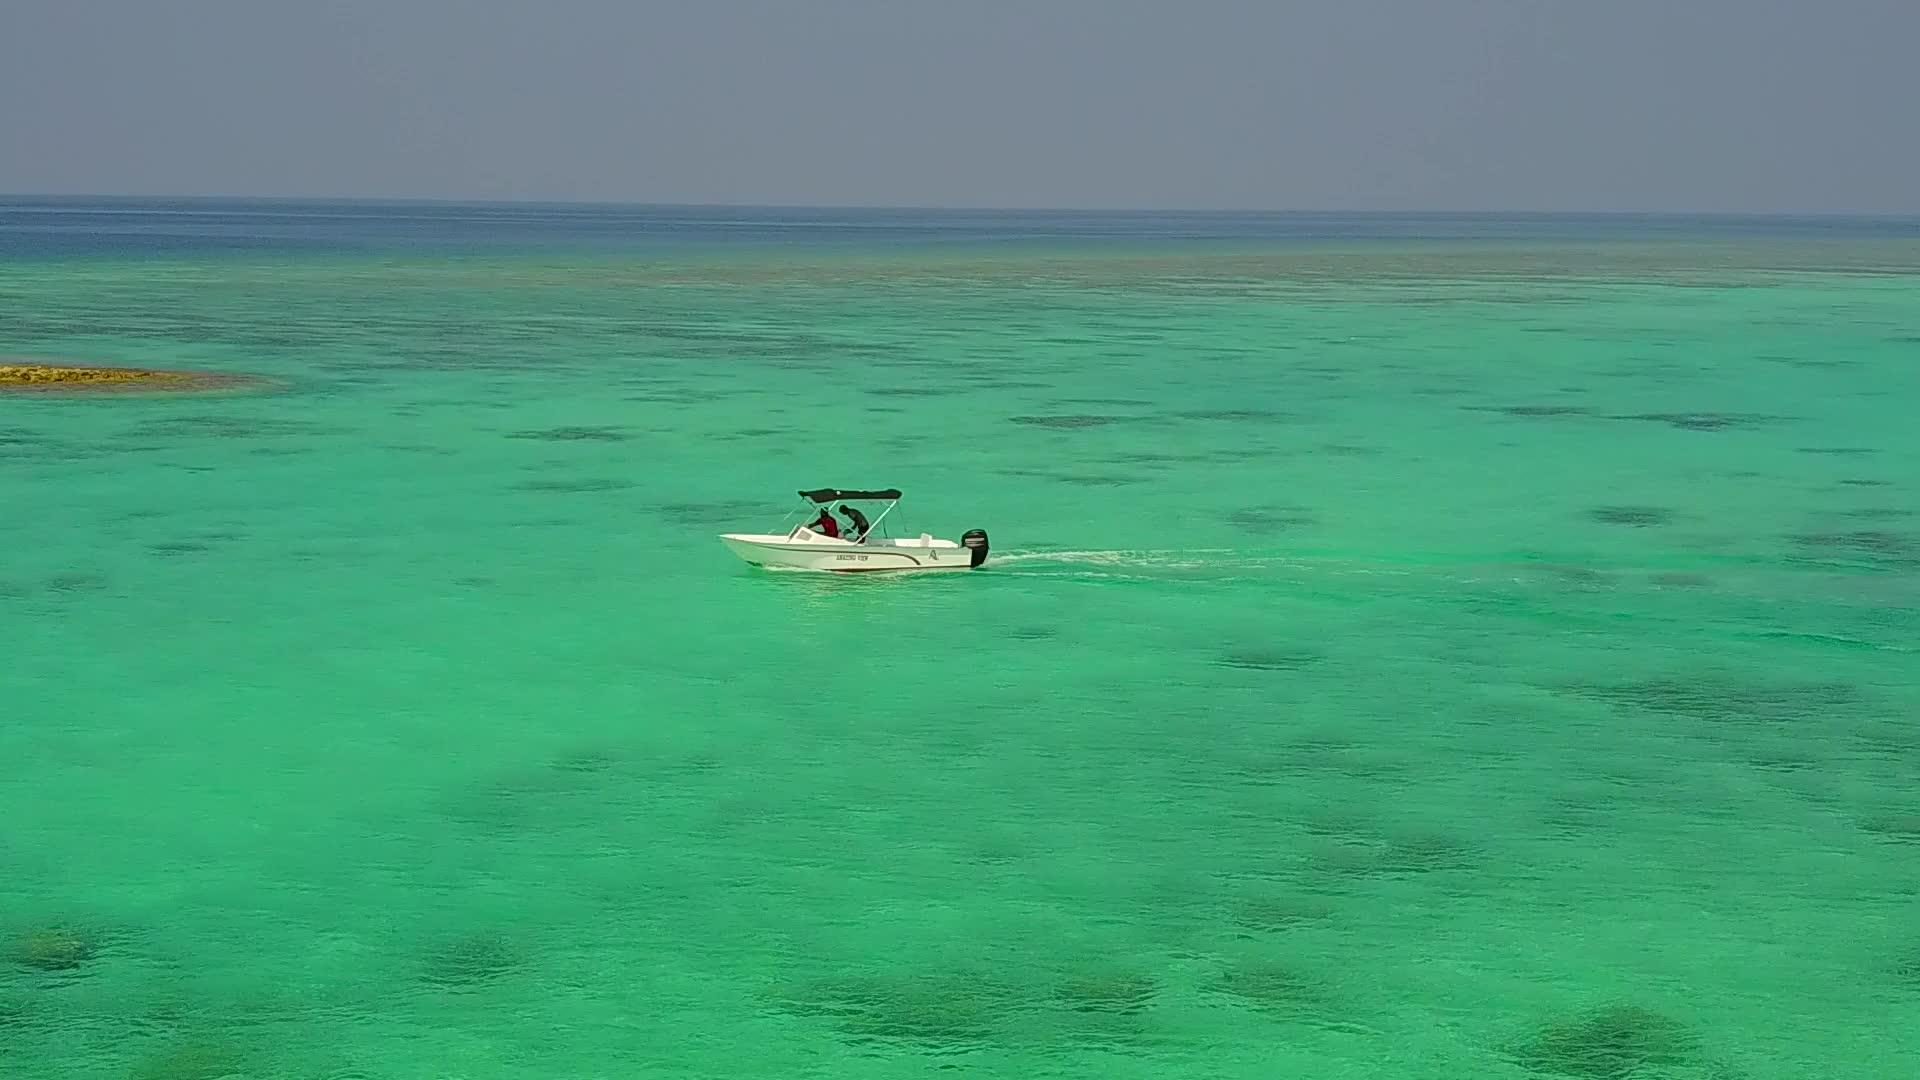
(809, 509), (840, 538)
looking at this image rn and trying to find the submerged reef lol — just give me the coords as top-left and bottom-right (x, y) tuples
(1507, 1003), (1701, 1079)
(0, 361), (263, 395)
(10, 925), (98, 972)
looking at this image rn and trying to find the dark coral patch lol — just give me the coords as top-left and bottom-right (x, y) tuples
(1052, 971), (1158, 1016)
(506, 426), (632, 442)
(1791, 529), (1920, 565)
(1562, 676), (1857, 725)
(1468, 404), (1591, 418)
(513, 477), (635, 493)
(1009, 414), (1127, 429)
(122, 415), (325, 442)
(1515, 563), (1614, 588)
(1211, 962), (1348, 1027)
(10, 925), (98, 972)
(125, 1038), (253, 1080)
(44, 571), (109, 593)
(1608, 411), (1775, 431)
(1229, 508), (1317, 534)
(1215, 648), (1324, 672)
(1175, 408), (1289, 422)
(1226, 893), (1336, 934)
(1311, 831), (1476, 880)
(1507, 1004), (1700, 1080)
(1588, 506), (1673, 527)
(419, 931), (521, 990)
(1857, 812), (1920, 844)
(763, 972), (1007, 1053)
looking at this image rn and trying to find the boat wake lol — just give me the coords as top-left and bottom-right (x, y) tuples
(985, 548), (1312, 581)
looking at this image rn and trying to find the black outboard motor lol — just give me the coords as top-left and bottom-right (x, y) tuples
(961, 528), (990, 568)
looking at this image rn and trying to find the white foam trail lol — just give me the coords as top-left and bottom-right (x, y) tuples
(984, 548), (1306, 580)
(989, 547), (1237, 568)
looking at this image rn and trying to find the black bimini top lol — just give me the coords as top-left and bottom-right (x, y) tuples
(800, 488), (901, 503)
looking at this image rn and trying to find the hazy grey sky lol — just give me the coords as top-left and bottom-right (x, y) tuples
(3, 0), (1915, 212)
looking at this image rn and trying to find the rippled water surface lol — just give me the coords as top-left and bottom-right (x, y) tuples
(4, 201), (1919, 1079)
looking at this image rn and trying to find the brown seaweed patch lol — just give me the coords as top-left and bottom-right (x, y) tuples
(1009, 414), (1128, 429)
(1507, 1004), (1700, 1080)
(506, 426), (632, 442)
(1588, 506), (1673, 527)
(0, 361), (268, 396)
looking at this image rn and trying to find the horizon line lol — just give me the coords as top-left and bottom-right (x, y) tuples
(3, 192), (1917, 221)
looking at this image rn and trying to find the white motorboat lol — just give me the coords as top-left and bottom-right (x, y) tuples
(720, 488), (989, 573)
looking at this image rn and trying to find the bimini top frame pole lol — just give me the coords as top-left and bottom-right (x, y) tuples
(783, 488), (903, 542)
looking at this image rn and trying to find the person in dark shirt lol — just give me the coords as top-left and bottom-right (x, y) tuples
(809, 509), (840, 538)
(838, 503), (870, 542)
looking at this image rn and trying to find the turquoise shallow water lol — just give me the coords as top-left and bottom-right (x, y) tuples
(4, 203), (1920, 1079)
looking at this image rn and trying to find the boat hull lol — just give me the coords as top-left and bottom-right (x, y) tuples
(721, 531), (979, 573)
